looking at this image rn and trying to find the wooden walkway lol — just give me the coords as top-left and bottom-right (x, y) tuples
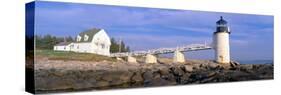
(110, 43), (212, 57)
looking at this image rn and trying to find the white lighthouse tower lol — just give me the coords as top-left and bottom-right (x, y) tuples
(213, 16), (231, 64)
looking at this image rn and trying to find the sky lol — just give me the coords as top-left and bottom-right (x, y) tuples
(33, 1), (274, 61)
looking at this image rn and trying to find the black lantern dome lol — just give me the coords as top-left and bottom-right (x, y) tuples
(215, 16), (230, 34)
(216, 16), (227, 25)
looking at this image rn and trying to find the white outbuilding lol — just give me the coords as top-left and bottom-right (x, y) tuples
(53, 28), (111, 56)
(53, 42), (73, 51)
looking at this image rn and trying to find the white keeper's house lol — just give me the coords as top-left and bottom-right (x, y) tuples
(53, 28), (111, 56)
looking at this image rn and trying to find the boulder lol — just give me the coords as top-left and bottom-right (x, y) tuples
(207, 63), (219, 69)
(171, 66), (185, 76)
(119, 71), (134, 81)
(184, 65), (193, 72)
(96, 80), (110, 87)
(150, 77), (175, 86)
(142, 71), (154, 81)
(230, 61), (240, 68)
(239, 64), (253, 71)
(180, 73), (191, 83)
(131, 72), (143, 82)
(158, 67), (170, 75)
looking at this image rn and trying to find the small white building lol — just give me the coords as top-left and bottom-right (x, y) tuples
(53, 42), (73, 51)
(54, 28), (111, 56)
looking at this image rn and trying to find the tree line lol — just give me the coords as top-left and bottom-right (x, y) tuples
(34, 35), (130, 53)
(110, 38), (130, 53)
(35, 35), (73, 50)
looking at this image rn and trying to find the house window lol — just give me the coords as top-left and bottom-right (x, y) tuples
(77, 36), (81, 42)
(84, 34), (89, 41)
(101, 44), (105, 49)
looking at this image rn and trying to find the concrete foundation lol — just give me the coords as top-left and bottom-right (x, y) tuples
(127, 56), (137, 63)
(145, 54), (157, 63)
(173, 50), (185, 63)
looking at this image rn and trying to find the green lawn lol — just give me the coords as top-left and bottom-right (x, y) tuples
(36, 50), (116, 62)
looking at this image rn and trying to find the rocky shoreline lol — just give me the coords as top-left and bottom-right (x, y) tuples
(34, 59), (273, 93)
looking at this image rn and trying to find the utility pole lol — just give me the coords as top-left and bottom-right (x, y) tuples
(64, 36), (67, 43)
(119, 37), (122, 53)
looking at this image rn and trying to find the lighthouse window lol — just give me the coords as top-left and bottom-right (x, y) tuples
(217, 24), (226, 27)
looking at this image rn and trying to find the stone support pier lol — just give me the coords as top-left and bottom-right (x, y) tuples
(173, 50), (185, 63)
(127, 56), (137, 63)
(145, 54), (157, 63)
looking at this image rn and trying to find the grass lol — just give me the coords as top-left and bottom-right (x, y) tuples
(36, 50), (116, 62)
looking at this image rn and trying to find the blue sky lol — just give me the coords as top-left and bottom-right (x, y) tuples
(34, 1), (273, 61)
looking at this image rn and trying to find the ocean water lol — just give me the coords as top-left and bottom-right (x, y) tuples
(237, 60), (273, 64)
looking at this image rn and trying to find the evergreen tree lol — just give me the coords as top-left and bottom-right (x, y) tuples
(35, 34), (61, 50)
(66, 36), (74, 42)
(110, 38), (118, 53)
(126, 46), (130, 52)
(110, 38), (130, 53)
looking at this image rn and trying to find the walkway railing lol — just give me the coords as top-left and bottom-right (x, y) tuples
(110, 43), (212, 57)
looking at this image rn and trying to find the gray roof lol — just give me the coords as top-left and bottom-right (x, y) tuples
(76, 28), (101, 43)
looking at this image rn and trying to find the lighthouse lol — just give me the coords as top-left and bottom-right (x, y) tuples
(213, 16), (231, 64)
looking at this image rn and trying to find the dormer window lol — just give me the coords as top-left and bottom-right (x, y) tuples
(84, 34), (89, 41)
(77, 35), (81, 42)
